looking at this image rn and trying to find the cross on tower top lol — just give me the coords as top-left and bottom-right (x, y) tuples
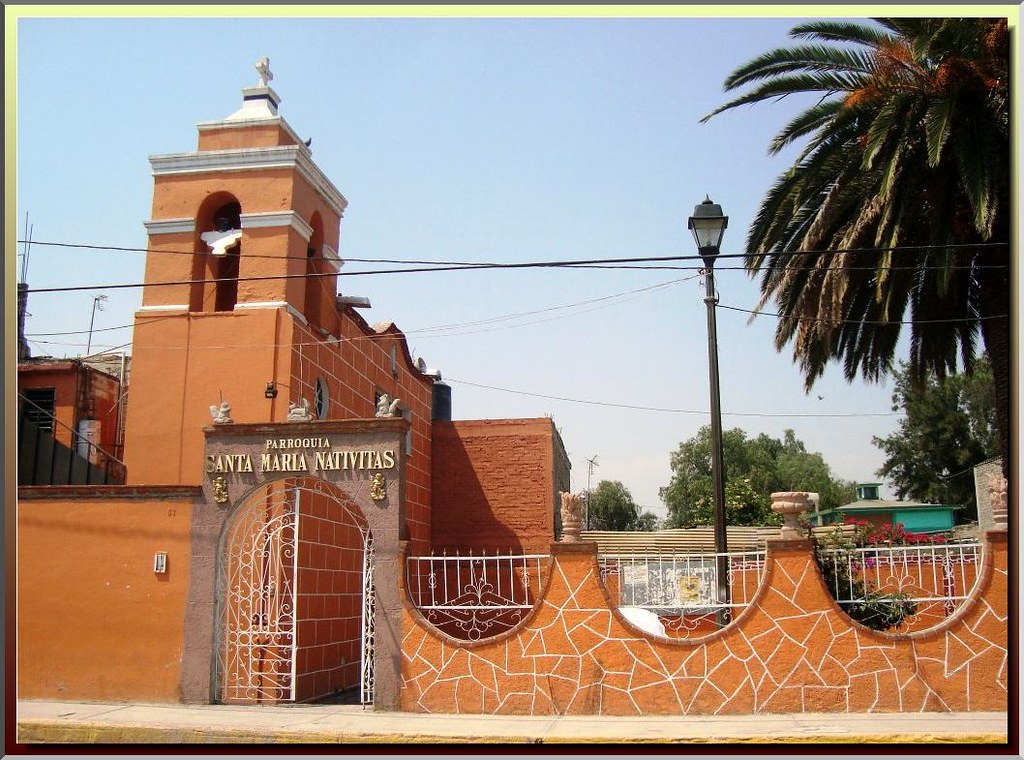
(255, 57), (273, 88)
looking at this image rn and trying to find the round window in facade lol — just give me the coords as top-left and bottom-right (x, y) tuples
(314, 377), (329, 420)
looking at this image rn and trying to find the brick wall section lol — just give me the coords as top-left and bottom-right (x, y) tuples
(292, 489), (367, 702)
(400, 534), (1008, 715)
(430, 419), (569, 554)
(291, 313), (434, 554)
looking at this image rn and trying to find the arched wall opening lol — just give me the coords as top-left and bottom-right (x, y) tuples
(193, 194), (243, 312)
(304, 211), (326, 329)
(182, 419), (408, 710)
(215, 477), (374, 705)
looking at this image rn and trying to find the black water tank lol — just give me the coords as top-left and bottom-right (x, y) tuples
(432, 379), (452, 421)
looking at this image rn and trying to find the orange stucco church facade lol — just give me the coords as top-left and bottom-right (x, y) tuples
(17, 60), (568, 708)
(122, 61), (568, 556)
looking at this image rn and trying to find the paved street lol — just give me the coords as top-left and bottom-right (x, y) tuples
(11, 699), (1012, 748)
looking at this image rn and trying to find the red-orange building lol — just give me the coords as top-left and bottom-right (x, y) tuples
(17, 60), (568, 708)
(18, 357), (126, 484)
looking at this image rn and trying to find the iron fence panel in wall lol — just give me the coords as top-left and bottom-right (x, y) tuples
(406, 552), (548, 641)
(818, 541), (983, 631)
(598, 551), (767, 638)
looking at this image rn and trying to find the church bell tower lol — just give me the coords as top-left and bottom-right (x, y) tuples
(123, 59), (348, 484)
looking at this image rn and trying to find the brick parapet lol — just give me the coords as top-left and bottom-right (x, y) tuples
(430, 419), (561, 553)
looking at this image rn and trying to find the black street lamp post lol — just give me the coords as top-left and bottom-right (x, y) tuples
(688, 196), (730, 626)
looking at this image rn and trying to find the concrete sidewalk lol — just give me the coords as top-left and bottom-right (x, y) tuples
(12, 700), (1012, 746)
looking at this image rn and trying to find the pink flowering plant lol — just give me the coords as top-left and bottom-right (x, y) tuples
(815, 521), (919, 630)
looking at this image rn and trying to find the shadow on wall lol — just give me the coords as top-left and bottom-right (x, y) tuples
(430, 428), (526, 553)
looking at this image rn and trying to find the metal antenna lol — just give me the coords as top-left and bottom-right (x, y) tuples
(85, 294), (108, 356)
(20, 214), (33, 283)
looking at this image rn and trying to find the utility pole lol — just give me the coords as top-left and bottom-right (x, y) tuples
(86, 294), (107, 356)
(586, 455), (599, 530)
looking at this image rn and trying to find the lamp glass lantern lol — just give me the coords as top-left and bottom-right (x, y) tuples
(688, 196), (729, 263)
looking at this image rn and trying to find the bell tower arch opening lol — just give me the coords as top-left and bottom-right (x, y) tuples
(304, 211), (327, 328)
(194, 194), (243, 313)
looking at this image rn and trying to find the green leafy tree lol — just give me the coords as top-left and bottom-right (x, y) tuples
(873, 357), (997, 521)
(586, 480), (659, 531)
(661, 427), (854, 528)
(701, 18), (1011, 478)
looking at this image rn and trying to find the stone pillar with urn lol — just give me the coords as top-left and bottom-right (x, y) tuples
(559, 491), (583, 542)
(771, 491), (811, 539)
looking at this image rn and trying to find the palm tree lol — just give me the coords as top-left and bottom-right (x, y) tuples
(702, 18), (1010, 477)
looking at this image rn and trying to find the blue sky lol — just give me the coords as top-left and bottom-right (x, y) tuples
(14, 10), (974, 516)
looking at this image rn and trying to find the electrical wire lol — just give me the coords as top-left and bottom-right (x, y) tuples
(19, 237), (1008, 262)
(446, 378), (899, 419)
(720, 303), (1009, 326)
(20, 236), (1010, 296)
(25, 277), (693, 340)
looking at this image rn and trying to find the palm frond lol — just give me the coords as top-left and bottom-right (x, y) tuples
(722, 45), (875, 90)
(789, 20), (894, 47)
(923, 97), (955, 167)
(700, 73), (864, 123)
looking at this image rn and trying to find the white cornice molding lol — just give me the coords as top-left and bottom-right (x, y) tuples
(240, 211), (313, 240)
(149, 146), (348, 217)
(322, 243), (343, 269)
(234, 301), (308, 325)
(144, 218), (195, 235)
(136, 304), (189, 313)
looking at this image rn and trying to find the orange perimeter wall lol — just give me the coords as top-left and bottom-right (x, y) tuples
(17, 487), (200, 702)
(400, 533), (1008, 715)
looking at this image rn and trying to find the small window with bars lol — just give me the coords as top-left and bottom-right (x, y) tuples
(22, 388), (56, 432)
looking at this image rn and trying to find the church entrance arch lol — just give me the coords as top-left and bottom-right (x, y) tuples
(179, 419), (408, 709)
(215, 478), (375, 705)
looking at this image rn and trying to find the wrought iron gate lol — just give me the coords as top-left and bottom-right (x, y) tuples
(217, 485), (299, 703)
(215, 480), (376, 705)
(360, 534), (375, 705)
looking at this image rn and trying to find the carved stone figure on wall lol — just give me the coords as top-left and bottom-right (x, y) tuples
(287, 397), (314, 422)
(209, 401), (233, 424)
(212, 476), (229, 505)
(370, 472), (387, 502)
(987, 473), (1008, 529)
(559, 491), (583, 542)
(376, 394), (402, 418)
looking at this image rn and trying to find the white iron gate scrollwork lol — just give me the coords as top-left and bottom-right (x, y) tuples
(216, 485), (299, 703)
(405, 552), (546, 641)
(215, 479), (377, 705)
(360, 534), (375, 705)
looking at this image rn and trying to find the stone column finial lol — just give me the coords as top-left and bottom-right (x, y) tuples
(987, 473), (1008, 529)
(771, 491), (810, 539)
(559, 492), (583, 542)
